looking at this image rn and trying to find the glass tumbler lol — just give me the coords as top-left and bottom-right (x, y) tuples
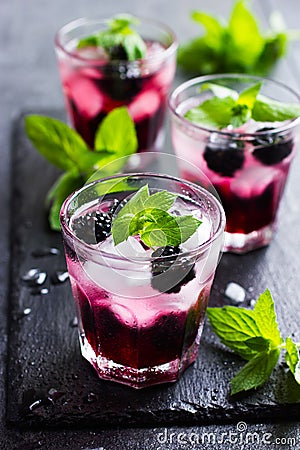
(55, 16), (178, 151)
(60, 173), (225, 388)
(169, 74), (300, 253)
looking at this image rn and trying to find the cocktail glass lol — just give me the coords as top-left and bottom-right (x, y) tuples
(55, 16), (177, 151)
(60, 173), (225, 388)
(169, 74), (300, 253)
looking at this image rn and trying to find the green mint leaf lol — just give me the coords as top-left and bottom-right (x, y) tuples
(94, 106), (137, 153)
(139, 209), (182, 248)
(77, 14), (146, 61)
(230, 104), (250, 128)
(228, 0), (264, 68)
(253, 289), (283, 347)
(201, 83), (237, 99)
(175, 215), (202, 243)
(76, 35), (99, 49)
(94, 106), (138, 164)
(112, 185), (202, 247)
(25, 115), (87, 172)
(237, 82), (262, 109)
(206, 306), (262, 360)
(178, 1), (292, 77)
(191, 11), (224, 48)
(143, 191), (177, 211)
(252, 95), (300, 122)
(285, 337), (300, 384)
(184, 96), (236, 129)
(47, 171), (84, 231)
(244, 337), (271, 353)
(230, 348), (281, 395)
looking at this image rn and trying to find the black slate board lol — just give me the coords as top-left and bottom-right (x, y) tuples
(6, 111), (300, 429)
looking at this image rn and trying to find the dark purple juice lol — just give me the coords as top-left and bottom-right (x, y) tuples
(58, 41), (176, 150)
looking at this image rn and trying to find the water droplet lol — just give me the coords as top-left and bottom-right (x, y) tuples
(47, 388), (64, 403)
(70, 316), (78, 327)
(85, 392), (97, 403)
(22, 268), (47, 286)
(224, 282), (246, 305)
(248, 286), (254, 292)
(32, 247), (60, 257)
(29, 399), (43, 411)
(250, 299), (256, 308)
(23, 308), (31, 316)
(51, 270), (69, 285)
(31, 287), (49, 296)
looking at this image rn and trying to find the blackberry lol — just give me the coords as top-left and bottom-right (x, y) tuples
(108, 44), (128, 61)
(151, 245), (195, 294)
(94, 211), (112, 243)
(252, 127), (293, 165)
(72, 212), (98, 244)
(203, 138), (245, 177)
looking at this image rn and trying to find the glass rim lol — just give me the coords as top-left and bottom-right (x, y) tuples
(168, 73), (300, 137)
(60, 172), (225, 262)
(55, 15), (178, 66)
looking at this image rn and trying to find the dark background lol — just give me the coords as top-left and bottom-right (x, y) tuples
(1, 0), (300, 448)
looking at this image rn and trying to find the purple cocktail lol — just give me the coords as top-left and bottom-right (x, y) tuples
(169, 75), (300, 253)
(60, 174), (225, 388)
(55, 16), (177, 150)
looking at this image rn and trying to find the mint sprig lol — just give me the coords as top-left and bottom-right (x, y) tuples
(207, 289), (300, 395)
(111, 184), (202, 248)
(184, 82), (300, 129)
(177, 0), (298, 76)
(77, 14), (147, 61)
(25, 107), (138, 230)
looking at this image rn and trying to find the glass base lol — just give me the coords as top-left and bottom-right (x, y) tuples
(79, 333), (199, 389)
(223, 223), (275, 254)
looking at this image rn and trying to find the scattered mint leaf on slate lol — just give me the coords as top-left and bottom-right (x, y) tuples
(177, 0), (297, 76)
(77, 14), (146, 61)
(285, 337), (300, 384)
(46, 171), (85, 231)
(25, 115), (87, 172)
(185, 82), (300, 129)
(94, 106), (138, 169)
(252, 289), (283, 346)
(112, 184), (202, 248)
(25, 107), (138, 230)
(206, 306), (262, 360)
(207, 289), (300, 395)
(230, 349), (281, 395)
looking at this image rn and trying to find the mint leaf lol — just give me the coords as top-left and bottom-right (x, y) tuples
(237, 82), (262, 109)
(178, 1), (294, 76)
(139, 209), (181, 248)
(206, 306), (262, 360)
(112, 185), (202, 247)
(252, 96), (300, 122)
(47, 171), (84, 231)
(25, 107), (138, 231)
(175, 215), (202, 243)
(185, 82), (300, 129)
(95, 106), (138, 159)
(230, 349), (281, 395)
(143, 191), (177, 211)
(77, 14), (146, 61)
(285, 337), (300, 384)
(244, 337), (270, 353)
(184, 96), (236, 129)
(25, 115), (87, 172)
(253, 289), (283, 346)
(228, 0), (264, 68)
